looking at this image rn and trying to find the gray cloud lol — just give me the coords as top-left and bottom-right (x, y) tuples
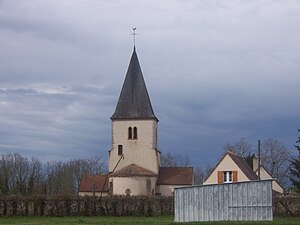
(0, 84), (111, 162)
(0, 0), (299, 166)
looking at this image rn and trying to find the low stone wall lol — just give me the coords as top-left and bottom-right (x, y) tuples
(0, 195), (173, 216)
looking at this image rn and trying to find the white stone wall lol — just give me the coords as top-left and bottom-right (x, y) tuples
(203, 154), (249, 184)
(256, 167), (284, 193)
(109, 119), (160, 174)
(245, 157), (283, 193)
(110, 177), (157, 196)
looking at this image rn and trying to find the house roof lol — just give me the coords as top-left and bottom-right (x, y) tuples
(79, 174), (109, 192)
(228, 152), (259, 180)
(157, 167), (194, 185)
(111, 48), (157, 121)
(110, 163), (157, 177)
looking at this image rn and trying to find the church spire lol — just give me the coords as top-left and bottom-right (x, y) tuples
(111, 48), (157, 120)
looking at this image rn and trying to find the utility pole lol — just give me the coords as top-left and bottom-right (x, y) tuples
(99, 154), (124, 200)
(258, 139), (261, 179)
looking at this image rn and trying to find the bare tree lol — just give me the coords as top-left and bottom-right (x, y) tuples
(44, 155), (106, 196)
(160, 151), (191, 167)
(261, 138), (291, 186)
(0, 153), (30, 195)
(27, 158), (44, 195)
(69, 156), (105, 194)
(194, 166), (205, 185)
(289, 129), (300, 192)
(0, 153), (105, 196)
(223, 138), (253, 157)
(193, 164), (214, 185)
(45, 161), (74, 195)
(0, 154), (10, 194)
(0, 153), (45, 195)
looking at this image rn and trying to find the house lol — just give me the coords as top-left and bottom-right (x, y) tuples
(79, 47), (193, 196)
(204, 151), (258, 185)
(252, 156), (284, 193)
(203, 151), (284, 193)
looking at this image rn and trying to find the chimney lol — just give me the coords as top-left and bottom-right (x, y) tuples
(252, 156), (259, 172)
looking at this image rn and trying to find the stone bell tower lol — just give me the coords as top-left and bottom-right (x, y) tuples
(109, 47), (160, 175)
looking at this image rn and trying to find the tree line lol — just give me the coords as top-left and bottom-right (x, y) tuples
(1, 132), (299, 196)
(0, 154), (105, 196)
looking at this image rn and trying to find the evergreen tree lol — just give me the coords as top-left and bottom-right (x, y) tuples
(290, 129), (300, 192)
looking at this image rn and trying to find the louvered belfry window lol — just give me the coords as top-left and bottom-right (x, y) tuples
(128, 127), (132, 139)
(133, 127), (138, 139)
(128, 127), (137, 140)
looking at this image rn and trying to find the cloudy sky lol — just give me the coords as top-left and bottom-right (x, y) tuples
(0, 0), (299, 167)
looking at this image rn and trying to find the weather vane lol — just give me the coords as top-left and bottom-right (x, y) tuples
(131, 28), (137, 47)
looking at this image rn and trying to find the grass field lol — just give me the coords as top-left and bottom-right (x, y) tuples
(0, 216), (299, 225)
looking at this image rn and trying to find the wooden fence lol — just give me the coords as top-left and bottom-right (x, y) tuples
(174, 180), (273, 222)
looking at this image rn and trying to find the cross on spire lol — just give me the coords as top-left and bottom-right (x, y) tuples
(131, 28), (137, 47)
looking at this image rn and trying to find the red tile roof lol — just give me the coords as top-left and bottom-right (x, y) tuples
(79, 174), (109, 192)
(110, 164), (157, 177)
(157, 167), (194, 185)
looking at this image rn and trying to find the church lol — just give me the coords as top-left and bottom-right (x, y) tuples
(79, 47), (194, 196)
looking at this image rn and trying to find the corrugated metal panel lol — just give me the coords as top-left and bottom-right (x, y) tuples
(174, 180), (273, 222)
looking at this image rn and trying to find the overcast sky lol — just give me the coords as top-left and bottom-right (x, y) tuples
(0, 0), (299, 167)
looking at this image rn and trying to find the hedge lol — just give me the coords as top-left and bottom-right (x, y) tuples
(0, 195), (173, 216)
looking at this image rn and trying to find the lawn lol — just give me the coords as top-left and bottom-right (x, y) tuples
(0, 216), (299, 225)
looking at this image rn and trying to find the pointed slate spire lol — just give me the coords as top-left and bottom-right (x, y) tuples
(111, 48), (157, 120)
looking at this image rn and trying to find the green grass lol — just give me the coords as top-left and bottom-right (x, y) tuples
(0, 216), (299, 225)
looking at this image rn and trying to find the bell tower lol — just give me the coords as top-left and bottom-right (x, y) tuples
(109, 47), (160, 174)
